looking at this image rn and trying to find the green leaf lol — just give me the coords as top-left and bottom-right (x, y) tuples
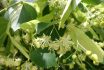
(10, 2), (37, 31)
(59, 0), (81, 28)
(20, 12), (55, 34)
(36, 12), (55, 34)
(59, 0), (72, 28)
(30, 48), (57, 68)
(43, 53), (56, 67)
(34, 0), (48, 15)
(0, 16), (8, 47)
(18, 2), (37, 23)
(36, 21), (56, 34)
(93, 26), (104, 41)
(37, 11), (54, 22)
(69, 24), (104, 63)
(87, 26), (99, 40)
(82, 0), (104, 5)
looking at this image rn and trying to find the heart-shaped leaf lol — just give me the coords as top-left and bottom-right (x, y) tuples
(30, 48), (57, 68)
(9, 2), (37, 31)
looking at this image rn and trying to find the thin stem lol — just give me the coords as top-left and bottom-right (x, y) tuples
(49, 25), (54, 36)
(54, 25), (60, 37)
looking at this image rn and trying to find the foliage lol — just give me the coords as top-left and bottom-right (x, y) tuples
(0, 0), (104, 70)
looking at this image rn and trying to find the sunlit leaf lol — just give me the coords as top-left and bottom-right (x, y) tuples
(69, 24), (104, 63)
(34, 0), (48, 15)
(59, 0), (81, 28)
